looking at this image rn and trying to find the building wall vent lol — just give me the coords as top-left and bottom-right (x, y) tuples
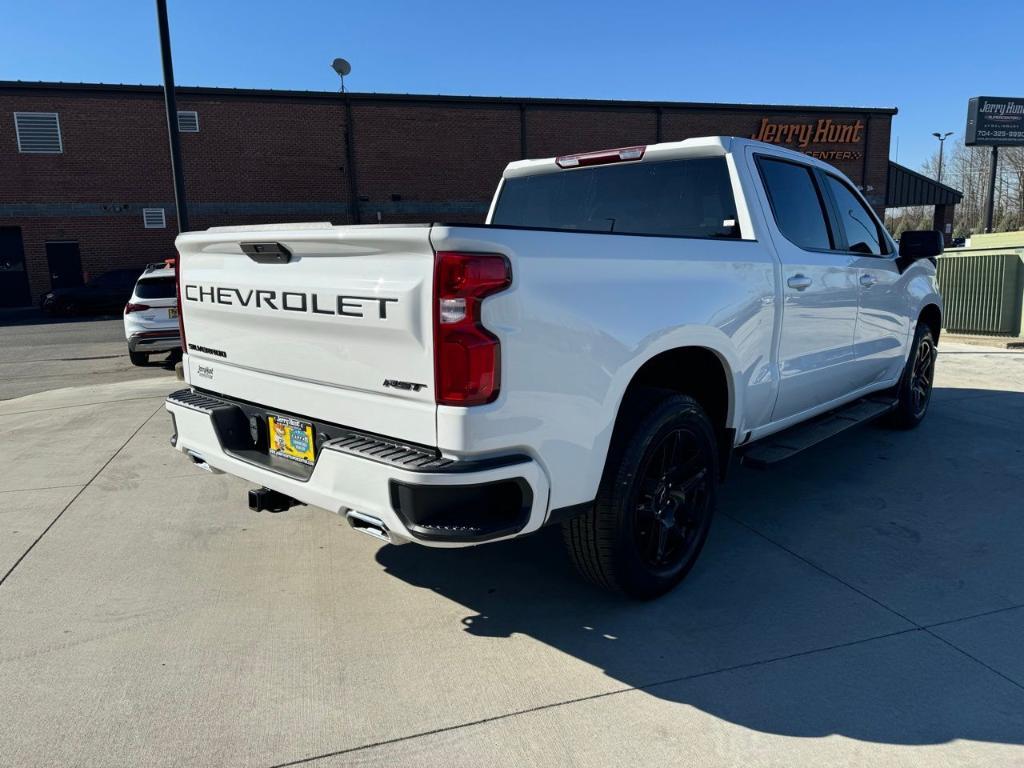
(143, 208), (167, 229)
(14, 112), (63, 153)
(177, 111), (199, 132)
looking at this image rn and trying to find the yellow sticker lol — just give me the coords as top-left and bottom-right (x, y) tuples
(268, 415), (315, 465)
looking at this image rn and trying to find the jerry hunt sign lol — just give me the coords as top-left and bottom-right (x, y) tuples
(966, 97), (1024, 147)
(751, 118), (865, 162)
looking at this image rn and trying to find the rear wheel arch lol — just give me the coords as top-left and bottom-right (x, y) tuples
(612, 346), (736, 475)
(621, 346), (732, 429)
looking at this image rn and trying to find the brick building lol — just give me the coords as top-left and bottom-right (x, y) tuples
(0, 81), (957, 307)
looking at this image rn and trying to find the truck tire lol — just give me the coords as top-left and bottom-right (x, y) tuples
(129, 351), (149, 366)
(887, 322), (936, 429)
(563, 390), (718, 599)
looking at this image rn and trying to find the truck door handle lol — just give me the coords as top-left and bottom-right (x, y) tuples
(787, 274), (812, 291)
(860, 274), (878, 288)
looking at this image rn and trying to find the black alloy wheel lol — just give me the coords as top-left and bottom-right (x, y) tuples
(909, 333), (936, 419)
(634, 427), (711, 573)
(563, 390), (718, 599)
(888, 322), (937, 429)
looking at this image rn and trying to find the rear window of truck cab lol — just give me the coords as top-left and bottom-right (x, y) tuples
(492, 156), (740, 239)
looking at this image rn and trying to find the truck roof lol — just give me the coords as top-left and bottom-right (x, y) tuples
(502, 135), (834, 178)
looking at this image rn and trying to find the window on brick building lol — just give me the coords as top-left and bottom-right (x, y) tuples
(177, 111), (199, 132)
(143, 208), (167, 229)
(14, 112), (63, 153)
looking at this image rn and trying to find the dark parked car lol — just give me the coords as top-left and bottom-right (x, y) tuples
(40, 269), (142, 316)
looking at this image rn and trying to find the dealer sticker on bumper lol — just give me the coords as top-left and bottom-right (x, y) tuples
(268, 415), (315, 465)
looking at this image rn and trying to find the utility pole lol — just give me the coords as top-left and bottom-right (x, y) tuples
(156, 0), (190, 233)
(932, 131), (952, 184)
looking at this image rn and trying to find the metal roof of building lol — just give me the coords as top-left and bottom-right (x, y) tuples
(886, 161), (963, 207)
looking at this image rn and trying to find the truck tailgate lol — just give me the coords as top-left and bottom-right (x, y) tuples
(175, 223), (437, 446)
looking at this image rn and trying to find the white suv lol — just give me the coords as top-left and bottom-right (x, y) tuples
(124, 263), (181, 366)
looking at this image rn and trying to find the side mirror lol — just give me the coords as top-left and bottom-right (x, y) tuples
(899, 230), (944, 260)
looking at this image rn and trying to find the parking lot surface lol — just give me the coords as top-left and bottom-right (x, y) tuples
(1, 342), (1022, 767)
(0, 314), (178, 401)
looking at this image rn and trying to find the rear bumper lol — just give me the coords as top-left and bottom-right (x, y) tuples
(129, 330), (181, 353)
(165, 388), (550, 547)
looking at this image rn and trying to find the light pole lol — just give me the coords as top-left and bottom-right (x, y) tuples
(932, 131), (953, 185)
(156, 0), (189, 233)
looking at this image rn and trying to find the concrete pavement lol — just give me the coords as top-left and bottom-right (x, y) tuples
(0, 343), (1022, 767)
(0, 315), (178, 400)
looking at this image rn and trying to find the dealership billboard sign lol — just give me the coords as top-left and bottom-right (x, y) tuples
(965, 96), (1024, 147)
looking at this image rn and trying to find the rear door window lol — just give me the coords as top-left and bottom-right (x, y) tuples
(756, 157), (834, 251)
(491, 156), (740, 239)
(134, 276), (177, 299)
(824, 174), (888, 255)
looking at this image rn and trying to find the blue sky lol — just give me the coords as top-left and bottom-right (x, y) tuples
(1, 0), (1021, 170)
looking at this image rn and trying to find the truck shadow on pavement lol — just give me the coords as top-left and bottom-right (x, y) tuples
(376, 387), (1024, 746)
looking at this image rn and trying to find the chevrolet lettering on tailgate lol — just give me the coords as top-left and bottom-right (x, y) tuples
(183, 285), (397, 319)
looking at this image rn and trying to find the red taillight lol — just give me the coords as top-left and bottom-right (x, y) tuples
(124, 303), (151, 314)
(555, 145), (646, 169)
(433, 251), (511, 406)
(173, 254), (186, 350)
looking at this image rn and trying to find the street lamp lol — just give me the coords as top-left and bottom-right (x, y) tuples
(155, 0), (189, 233)
(932, 131), (953, 185)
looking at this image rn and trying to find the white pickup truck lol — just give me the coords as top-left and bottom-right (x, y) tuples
(166, 136), (943, 598)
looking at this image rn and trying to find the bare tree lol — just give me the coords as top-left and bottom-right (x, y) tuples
(931, 139), (1024, 236)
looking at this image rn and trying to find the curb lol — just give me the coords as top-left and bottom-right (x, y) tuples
(943, 334), (1024, 350)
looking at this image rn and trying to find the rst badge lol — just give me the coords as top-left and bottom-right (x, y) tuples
(383, 379), (427, 392)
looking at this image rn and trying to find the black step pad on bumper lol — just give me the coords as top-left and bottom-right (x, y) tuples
(168, 387), (529, 476)
(389, 479), (533, 543)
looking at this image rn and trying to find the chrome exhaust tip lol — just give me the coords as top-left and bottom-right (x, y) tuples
(346, 510), (394, 544)
(186, 450), (220, 473)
